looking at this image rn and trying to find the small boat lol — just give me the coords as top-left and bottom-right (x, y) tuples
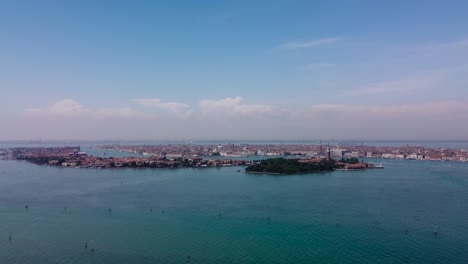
(374, 163), (384, 169)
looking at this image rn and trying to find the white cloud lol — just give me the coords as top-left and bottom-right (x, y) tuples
(277, 38), (340, 50)
(24, 99), (89, 117)
(24, 99), (146, 119)
(47, 99), (84, 113)
(134, 98), (193, 117)
(199, 96), (273, 117)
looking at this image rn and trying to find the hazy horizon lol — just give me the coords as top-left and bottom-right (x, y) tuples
(3, 138), (468, 142)
(2, 1), (468, 140)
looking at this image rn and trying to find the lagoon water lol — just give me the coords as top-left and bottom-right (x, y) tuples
(1, 158), (468, 263)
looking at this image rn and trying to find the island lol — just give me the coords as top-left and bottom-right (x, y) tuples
(0, 146), (380, 173)
(245, 157), (377, 174)
(245, 157), (336, 174)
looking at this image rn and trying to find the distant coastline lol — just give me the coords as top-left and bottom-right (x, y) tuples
(1, 141), (467, 172)
(94, 142), (468, 163)
(0, 147), (377, 175)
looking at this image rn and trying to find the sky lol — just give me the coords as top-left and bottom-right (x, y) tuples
(1, 0), (468, 140)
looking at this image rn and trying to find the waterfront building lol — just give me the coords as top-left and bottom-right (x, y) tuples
(333, 149), (344, 158)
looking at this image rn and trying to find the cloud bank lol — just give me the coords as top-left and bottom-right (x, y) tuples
(3, 97), (466, 140)
(199, 96), (274, 117)
(134, 98), (193, 117)
(24, 99), (147, 119)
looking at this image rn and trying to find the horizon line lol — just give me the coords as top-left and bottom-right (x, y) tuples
(1, 139), (468, 143)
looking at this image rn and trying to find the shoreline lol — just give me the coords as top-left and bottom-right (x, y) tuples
(245, 170), (335, 175)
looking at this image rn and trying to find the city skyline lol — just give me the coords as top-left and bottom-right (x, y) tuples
(1, 1), (468, 140)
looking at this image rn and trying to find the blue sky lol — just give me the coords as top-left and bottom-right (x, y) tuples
(1, 0), (468, 140)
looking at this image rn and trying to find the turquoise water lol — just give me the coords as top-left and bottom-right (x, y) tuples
(1, 159), (468, 263)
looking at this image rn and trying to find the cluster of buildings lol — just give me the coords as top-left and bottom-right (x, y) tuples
(97, 144), (283, 158)
(331, 145), (468, 162)
(1, 146), (82, 160)
(97, 143), (321, 158)
(1, 146), (250, 169)
(2, 142), (467, 170)
(98, 143), (468, 162)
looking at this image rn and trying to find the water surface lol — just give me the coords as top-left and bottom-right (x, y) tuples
(1, 159), (467, 263)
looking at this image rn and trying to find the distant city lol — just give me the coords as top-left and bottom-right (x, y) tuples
(1, 142), (467, 171)
(96, 142), (468, 162)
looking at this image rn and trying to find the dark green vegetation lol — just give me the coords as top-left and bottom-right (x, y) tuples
(283, 151), (306, 156)
(339, 157), (360, 164)
(246, 158), (335, 174)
